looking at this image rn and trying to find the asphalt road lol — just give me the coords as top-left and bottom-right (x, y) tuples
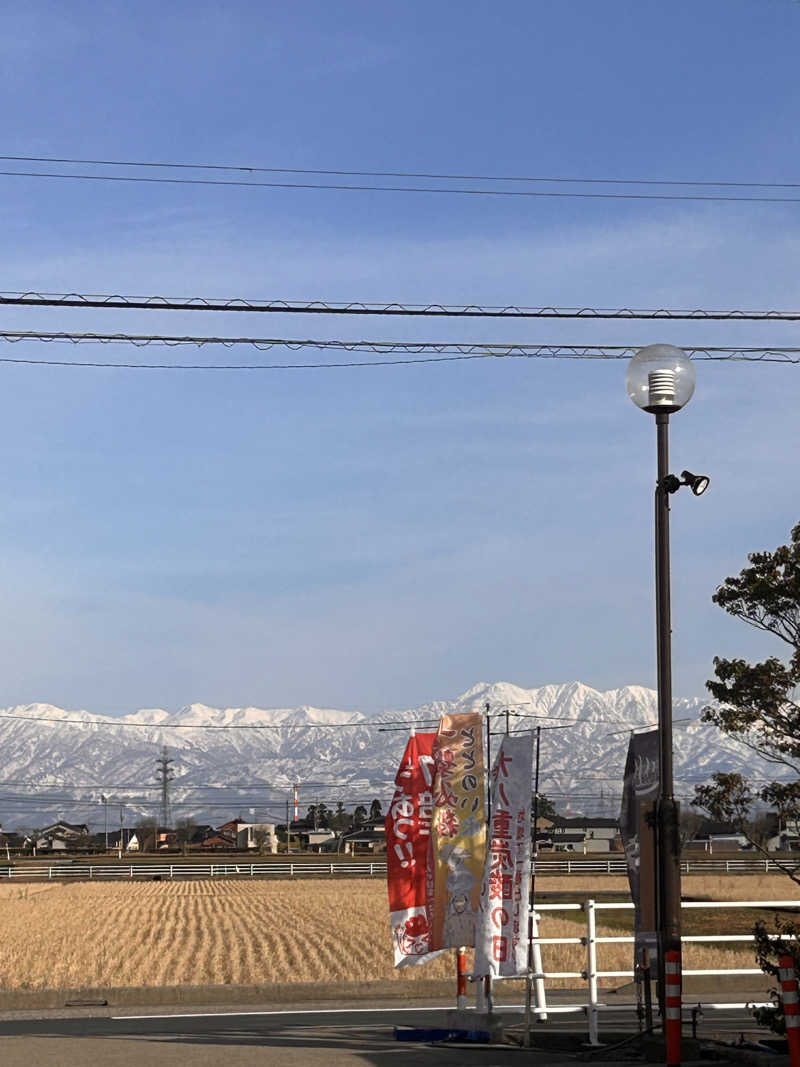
(0, 1001), (776, 1066)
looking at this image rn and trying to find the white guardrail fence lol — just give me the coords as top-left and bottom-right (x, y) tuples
(487, 898), (800, 1045)
(0, 861), (387, 879)
(0, 856), (794, 880)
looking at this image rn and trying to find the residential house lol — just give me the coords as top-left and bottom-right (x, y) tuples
(552, 832), (588, 853)
(235, 823), (278, 853)
(34, 821), (90, 853)
(764, 815), (800, 853)
(342, 821), (386, 854)
(188, 825), (216, 847)
(201, 830), (236, 850)
(548, 816), (620, 853)
(303, 828), (336, 852)
(0, 828), (25, 854)
(218, 818), (248, 838)
(685, 819), (750, 852)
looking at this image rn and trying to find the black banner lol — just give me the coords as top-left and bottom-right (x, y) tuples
(619, 729), (659, 968)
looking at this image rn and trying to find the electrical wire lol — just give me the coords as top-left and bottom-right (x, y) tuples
(5, 291), (800, 322)
(4, 153), (800, 190)
(0, 334), (798, 367)
(0, 711), (444, 729)
(5, 167), (800, 203)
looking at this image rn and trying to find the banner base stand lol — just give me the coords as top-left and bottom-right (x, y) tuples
(394, 1026), (492, 1044)
(444, 1010), (505, 1043)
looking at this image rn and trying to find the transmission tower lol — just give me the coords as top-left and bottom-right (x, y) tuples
(155, 745), (175, 831)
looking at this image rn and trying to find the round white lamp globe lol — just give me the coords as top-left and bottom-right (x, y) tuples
(626, 344), (696, 414)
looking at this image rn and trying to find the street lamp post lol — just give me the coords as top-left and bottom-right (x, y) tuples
(626, 345), (709, 1066)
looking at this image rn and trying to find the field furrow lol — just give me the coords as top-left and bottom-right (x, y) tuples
(0, 874), (792, 991)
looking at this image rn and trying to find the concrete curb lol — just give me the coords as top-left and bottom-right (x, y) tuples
(0, 978), (461, 1012)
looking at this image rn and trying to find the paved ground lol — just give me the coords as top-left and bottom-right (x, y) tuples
(0, 997), (778, 1067)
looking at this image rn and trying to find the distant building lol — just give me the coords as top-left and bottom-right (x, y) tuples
(188, 825), (216, 846)
(685, 819), (749, 852)
(764, 815), (800, 853)
(0, 828), (25, 853)
(33, 821), (90, 852)
(218, 819), (248, 838)
(107, 829), (140, 852)
(342, 824), (386, 854)
(547, 816), (620, 853)
(552, 832), (588, 852)
(201, 831), (236, 850)
(236, 823), (278, 853)
(303, 829), (336, 852)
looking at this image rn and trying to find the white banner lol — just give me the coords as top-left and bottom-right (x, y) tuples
(474, 732), (533, 977)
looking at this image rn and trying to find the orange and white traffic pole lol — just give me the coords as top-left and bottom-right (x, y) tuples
(456, 947), (468, 1011)
(779, 955), (800, 1067)
(664, 948), (682, 1066)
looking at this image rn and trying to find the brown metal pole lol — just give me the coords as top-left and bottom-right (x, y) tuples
(654, 412), (682, 1064)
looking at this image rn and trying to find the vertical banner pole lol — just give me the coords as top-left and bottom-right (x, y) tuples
(524, 726), (542, 1047)
(780, 956), (800, 1067)
(456, 946), (468, 1011)
(530, 909), (547, 1022)
(585, 898), (601, 1046)
(643, 948), (654, 1031)
(664, 948), (682, 1066)
(484, 702), (493, 1015)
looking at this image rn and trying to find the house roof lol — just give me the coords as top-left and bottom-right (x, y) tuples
(40, 821), (89, 835)
(344, 828), (385, 843)
(201, 832), (235, 846)
(693, 819), (742, 838)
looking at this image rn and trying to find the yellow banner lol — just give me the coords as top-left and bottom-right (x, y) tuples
(431, 711), (487, 949)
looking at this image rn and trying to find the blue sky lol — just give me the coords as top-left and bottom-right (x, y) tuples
(0, 1), (798, 714)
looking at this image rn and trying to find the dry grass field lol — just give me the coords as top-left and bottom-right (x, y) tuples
(0, 873), (796, 993)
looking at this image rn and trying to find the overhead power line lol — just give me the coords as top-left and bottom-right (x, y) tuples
(3, 153), (800, 190)
(0, 710), (441, 729)
(5, 291), (800, 322)
(0, 333), (798, 368)
(5, 166), (800, 204)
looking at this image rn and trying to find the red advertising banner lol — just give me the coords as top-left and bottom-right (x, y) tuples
(385, 731), (440, 967)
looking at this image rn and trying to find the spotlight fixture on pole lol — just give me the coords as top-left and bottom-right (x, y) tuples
(626, 344), (709, 1067)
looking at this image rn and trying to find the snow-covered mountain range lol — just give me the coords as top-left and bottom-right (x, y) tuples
(0, 681), (778, 830)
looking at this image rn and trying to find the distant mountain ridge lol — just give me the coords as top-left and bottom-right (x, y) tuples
(0, 681), (780, 829)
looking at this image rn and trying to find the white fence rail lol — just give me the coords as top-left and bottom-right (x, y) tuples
(536, 857), (797, 875)
(503, 897), (800, 1045)
(0, 855), (794, 881)
(0, 861), (387, 880)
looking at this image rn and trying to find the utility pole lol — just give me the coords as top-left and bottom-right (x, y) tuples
(119, 803), (124, 858)
(102, 794), (108, 851)
(286, 796), (291, 855)
(155, 745), (174, 849)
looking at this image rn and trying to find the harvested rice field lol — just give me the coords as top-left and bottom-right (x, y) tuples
(0, 874), (795, 992)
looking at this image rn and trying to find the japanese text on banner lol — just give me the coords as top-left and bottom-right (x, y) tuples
(431, 711), (487, 949)
(385, 732), (440, 967)
(475, 732), (533, 977)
